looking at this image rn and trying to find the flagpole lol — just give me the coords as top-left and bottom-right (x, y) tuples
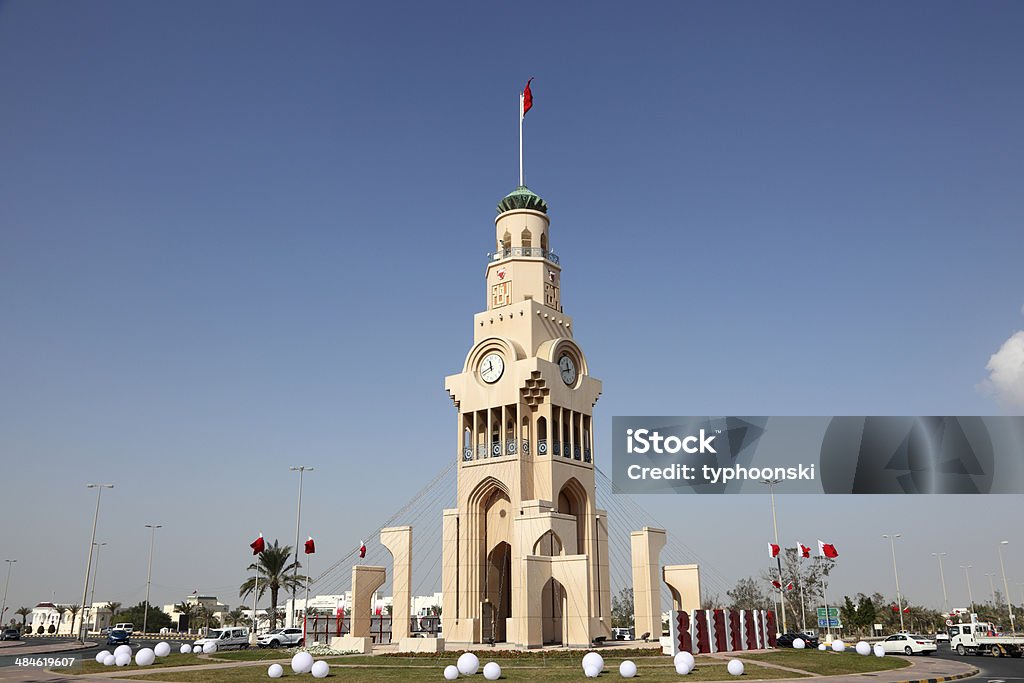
(518, 92), (524, 187)
(304, 552), (311, 643)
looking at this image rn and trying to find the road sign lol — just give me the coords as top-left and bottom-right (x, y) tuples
(818, 617), (841, 627)
(817, 607), (839, 618)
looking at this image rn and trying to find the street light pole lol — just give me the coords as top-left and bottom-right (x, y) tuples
(998, 541), (1016, 633)
(760, 478), (788, 634)
(88, 543), (107, 630)
(78, 484), (113, 641)
(883, 534), (905, 631)
(986, 573), (997, 606)
(289, 466), (313, 629)
(143, 524), (163, 635)
(932, 552), (949, 614)
(1, 560), (16, 631)
(962, 565), (975, 615)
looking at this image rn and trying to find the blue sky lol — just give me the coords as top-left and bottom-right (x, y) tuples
(1, 1), (1023, 618)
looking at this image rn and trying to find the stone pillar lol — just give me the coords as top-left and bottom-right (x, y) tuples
(350, 565), (386, 638)
(380, 526), (412, 640)
(663, 564), (701, 614)
(631, 527), (666, 640)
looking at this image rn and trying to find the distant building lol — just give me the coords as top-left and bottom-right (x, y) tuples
(162, 595), (230, 633)
(27, 602), (109, 635)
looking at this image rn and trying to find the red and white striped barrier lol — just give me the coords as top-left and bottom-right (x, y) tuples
(667, 609), (776, 655)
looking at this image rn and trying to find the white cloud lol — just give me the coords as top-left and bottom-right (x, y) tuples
(980, 330), (1024, 411)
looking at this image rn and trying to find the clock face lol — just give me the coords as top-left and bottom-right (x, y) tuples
(479, 353), (504, 384)
(558, 353), (577, 385)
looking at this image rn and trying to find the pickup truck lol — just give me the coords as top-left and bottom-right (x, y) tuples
(950, 621), (1024, 657)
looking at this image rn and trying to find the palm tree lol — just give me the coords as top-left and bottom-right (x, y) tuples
(227, 608), (245, 626)
(239, 540), (307, 631)
(16, 607), (31, 629)
(66, 605), (81, 635)
(107, 602), (122, 617)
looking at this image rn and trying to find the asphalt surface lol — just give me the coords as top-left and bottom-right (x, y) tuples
(0, 636), (194, 669)
(932, 646), (1024, 682)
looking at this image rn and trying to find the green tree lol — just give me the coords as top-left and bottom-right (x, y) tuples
(226, 608), (245, 626)
(66, 605), (81, 634)
(840, 596), (858, 633)
(856, 595), (877, 632)
(15, 607), (31, 629)
(115, 602), (172, 632)
(761, 547), (836, 631)
(107, 602), (122, 617)
(611, 587), (634, 629)
(728, 578), (772, 611)
(239, 540), (308, 631)
(175, 601), (195, 633)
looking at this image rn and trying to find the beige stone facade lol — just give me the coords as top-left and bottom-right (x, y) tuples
(442, 189), (611, 647)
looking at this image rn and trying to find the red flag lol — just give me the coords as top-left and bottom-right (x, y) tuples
(358, 540), (366, 559)
(522, 78), (534, 117)
(304, 536), (316, 555)
(771, 580), (782, 590)
(817, 539), (839, 559)
(768, 543), (781, 558)
(250, 533), (265, 555)
(798, 542), (811, 558)
(903, 606), (911, 613)
(786, 582), (795, 591)
(891, 604), (899, 613)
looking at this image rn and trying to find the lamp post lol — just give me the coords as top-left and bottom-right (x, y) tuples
(760, 478), (788, 634)
(88, 543), (107, 630)
(962, 565), (976, 615)
(1, 560), (16, 631)
(997, 541), (1016, 633)
(932, 552), (949, 614)
(78, 484), (113, 641)
(143, 524), (163, 635)
(882, 534), (905, 632)
(289, 466), (314, 629)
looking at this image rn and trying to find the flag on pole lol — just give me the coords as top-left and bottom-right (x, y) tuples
(358, 540), (366, 559)
(891, 604), (899, 613)
(768, 543), (781, 558)
(817, 539), (839, 559)
(250, 533), (265, 555)
(903, 606), (910, 613)
(521, 77), (534, 118)
(798, 542), (812, 558)
(771, 580), (782, 590)
(304, 537), (316, 555)
(786, 582), (795, 591)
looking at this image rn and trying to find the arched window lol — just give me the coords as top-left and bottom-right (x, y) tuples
(502, 231), (511, 251)
(522, 228), (532, 248)
(540, 233), (548, 251)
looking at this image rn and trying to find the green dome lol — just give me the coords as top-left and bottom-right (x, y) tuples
(496, 185), (548, 215)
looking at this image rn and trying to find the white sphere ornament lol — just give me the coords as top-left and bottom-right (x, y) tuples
(873, 644), (886, 658)
(619, 660), (638, 678)
(818, 644), (827, 651)
(114, 644), (132, 658)
(457, 652), (480, 676)
(203, 641), (218, 654)
(583, 652), (605, 672)
(444, 665), (460, 680)
(856, 641), (871, 656)
(155, 641), (171, 657)
(584, 664), (601, 678)
(291, 651), (314, 674)
(675, 661), (692, 675)
(832, 640), (846, 652)
(136, 648), (157, 666)
(192, 645), (202, 654)
(727, 659), (744, 676)
(483, 662), (502, 680)
(674, 651), (695, 670)
(311, 660), (330, 678)
(102, 654), (116, 666)
(95, 650), (110, 664)
(180, 644), (192, 654)
(115, 653), (131, 667)
(268, 663), (284, 678)
(793, 638), (805, 649)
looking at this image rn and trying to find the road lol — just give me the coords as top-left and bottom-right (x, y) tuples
(933, 646), (1024, 682)
(0, 636), (194, 680)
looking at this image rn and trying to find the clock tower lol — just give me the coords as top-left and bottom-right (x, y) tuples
(442, 185), (611, 648)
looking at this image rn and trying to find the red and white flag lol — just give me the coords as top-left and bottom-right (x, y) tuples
(798, 542), (812, 558)
(891, 604), (899, 613)
(304, 536), (316, 555)
(358, 540), (367, 559)
(786, 582), (795, 591)
(768, 543), (781, 558)
(250, 533), (265, 555)
(902, 606), (910, 613)
(771, 579), (782, 590)
(817, 539), (839, 559)
(521, 78), (534, 118)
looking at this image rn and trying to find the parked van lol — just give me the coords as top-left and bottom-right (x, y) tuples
(114, 622), (134, 634)
(194, 627), (250, 651)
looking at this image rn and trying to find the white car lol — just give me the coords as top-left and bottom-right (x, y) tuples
(257, 627), (305, 648)
(934, 632), (950, 644)
(194, 627), (250, 651)
(879, 633), (937, 655)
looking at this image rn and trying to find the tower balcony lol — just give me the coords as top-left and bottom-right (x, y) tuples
(462, 439), (592, 464)
(487, 246), (560, 265)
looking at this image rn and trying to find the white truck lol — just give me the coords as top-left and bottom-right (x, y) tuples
(949, 619), (1024, 657)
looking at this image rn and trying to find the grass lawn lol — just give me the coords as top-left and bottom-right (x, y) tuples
(738, 649), (911, 675)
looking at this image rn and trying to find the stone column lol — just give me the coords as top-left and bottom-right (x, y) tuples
(380, 526), (412, 640)
(350, 566), (386, 638)
(630, 527), (666, 640)
(663, 564), (702, 614)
